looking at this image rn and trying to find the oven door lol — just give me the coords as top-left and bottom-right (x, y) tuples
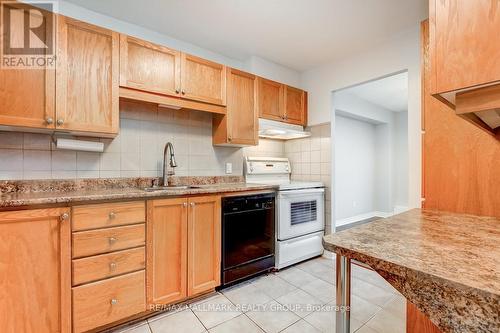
(278, 188), (325, 241)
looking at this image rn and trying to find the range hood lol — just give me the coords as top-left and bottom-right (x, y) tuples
(258, 119), (311, 140)
(439, 84), (500, 137)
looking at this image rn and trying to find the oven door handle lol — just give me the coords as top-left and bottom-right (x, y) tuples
(278, 188), (325, 197)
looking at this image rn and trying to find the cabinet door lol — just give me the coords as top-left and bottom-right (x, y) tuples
(225, 68), (258, 145)
(432, 0), (500, 93)
(187, 196), (221, 296)
(0, 208), (71, 333)
(0, 2), (55, 129)
(120, 35), (181, 97)
(56, 16), (119, 135)
(181, 53), (226, 106)
(284, 85), (306, 125)
(258, 77), (284, 122)
(146, 199), (188, 305)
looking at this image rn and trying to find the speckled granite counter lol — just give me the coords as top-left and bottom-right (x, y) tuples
(0, 177), (277, 208)
(323, 209), (500, 333)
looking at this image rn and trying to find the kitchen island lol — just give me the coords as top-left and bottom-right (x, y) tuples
(323, 209), (499, 333)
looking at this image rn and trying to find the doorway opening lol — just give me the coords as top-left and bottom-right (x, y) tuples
(332, 71), (409, 231)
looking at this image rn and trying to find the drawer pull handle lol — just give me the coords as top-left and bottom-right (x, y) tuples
(109, 212), (116, 219)
(110, 299), (118, 305)
(109, 237), (117, 244)
(109, 262), (117, 270)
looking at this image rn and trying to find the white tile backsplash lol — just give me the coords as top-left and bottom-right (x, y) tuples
(52, 151), (77, 171)
(285, 123), (332, 233)
(0, 132), (23, 149)
(24, 150), (51, 171)
(0, 100), (285, 180)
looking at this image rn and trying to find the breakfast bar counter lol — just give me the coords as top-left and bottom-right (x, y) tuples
(323, 209), (499, 333)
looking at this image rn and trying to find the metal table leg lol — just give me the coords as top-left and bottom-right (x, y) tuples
(336, 255), (351, 333)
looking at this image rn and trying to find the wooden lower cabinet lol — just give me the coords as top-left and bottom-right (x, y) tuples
(146, 198), (188, 306)
(0, 208), (71, 333)
(187, 196), (221, 296)
(72, 271), (146, 333)
(147, 195), (221, 307)
(407, 301), (442, 333)
(72, 224), (146, 258)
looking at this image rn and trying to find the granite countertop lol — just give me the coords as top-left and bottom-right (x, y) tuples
(323, 209), (500, 333)
(0, 177), (277, 208)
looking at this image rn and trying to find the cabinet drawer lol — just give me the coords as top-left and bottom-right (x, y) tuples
(73, 201), (145, 231)
(72, 271), (146, 333)
(72, 247), (145, 286)
(73, 224), (145, 258)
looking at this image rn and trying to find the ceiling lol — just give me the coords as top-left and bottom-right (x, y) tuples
(347, 72), (408, 112)
(62, 0), (428, 71)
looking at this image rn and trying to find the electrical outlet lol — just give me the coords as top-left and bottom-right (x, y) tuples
(225, 162), (233, 174)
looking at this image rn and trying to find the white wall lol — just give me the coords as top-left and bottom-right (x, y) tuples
(301, 26), (421, 210)
(333, 91), (410, 224)
(394, 112), (409, 207)
(374, 123), (393, 213)
(335, 115), (376, 220)
(244, 56), (301, 87)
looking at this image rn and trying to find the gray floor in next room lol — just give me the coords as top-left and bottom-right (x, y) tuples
(112, 253), (405, 333)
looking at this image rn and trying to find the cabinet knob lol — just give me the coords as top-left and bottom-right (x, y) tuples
(110, 299), (118, 305)
(60, 212), (70, 222)
(109, 237), (117, 244)
(181, 90), (186, 95)
(190, 202), (195, 207)
(109, 262), (117, 270)
(46, 117), (54, 125)
(175, 89), (180, 94)
(228, 136), (232, 142)
(56, 119), (64, 126)
(109, 211), (116, 219)
(183, 202), (187, 207)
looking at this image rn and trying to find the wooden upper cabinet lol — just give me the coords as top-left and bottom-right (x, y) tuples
(0, 208), (71, 333)
(431, 0), (500, 93)
(120, 35), (181, 97)
(213, 68), (258, 146)
(181, 53), (227, 106)
(187, 196), (221, 296)
(146, 198), (188, 306)
(258, 77), (284, 122)
(0, 2), (55, 129)
(56, 16), (119, 136)
(284, 85), (307, 125)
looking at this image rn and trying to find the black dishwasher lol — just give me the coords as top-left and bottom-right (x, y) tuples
(221, 192), (275, 287)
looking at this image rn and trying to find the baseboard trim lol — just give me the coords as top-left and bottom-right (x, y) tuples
(336, 211), (392, 227)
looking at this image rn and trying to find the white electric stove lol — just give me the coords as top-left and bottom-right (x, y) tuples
(244, 157), (325, 269)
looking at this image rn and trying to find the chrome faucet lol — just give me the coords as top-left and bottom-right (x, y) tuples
(162, 142), (177, 186)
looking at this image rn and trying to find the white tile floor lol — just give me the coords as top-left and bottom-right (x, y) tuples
(112, 254), (405, 333)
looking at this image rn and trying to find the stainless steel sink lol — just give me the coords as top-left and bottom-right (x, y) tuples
(143, 185), (201, 192)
